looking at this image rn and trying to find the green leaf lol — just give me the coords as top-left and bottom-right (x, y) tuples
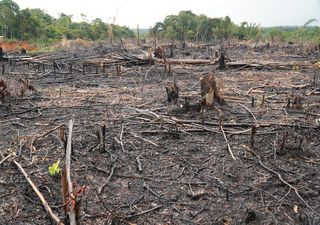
(48, 160), (61, 176)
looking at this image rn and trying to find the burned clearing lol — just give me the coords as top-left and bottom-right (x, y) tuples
(0, 42), (320, 225)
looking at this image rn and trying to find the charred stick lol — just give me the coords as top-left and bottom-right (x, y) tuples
(101, 124), (106, 153)
(250, 125), (257, 149)
(136, 155), (143, 173)
(127, 204), (162, 219)
(98, 159), (117, 194)
(243, 146), (320, 217)
(143, 182), (161, 199)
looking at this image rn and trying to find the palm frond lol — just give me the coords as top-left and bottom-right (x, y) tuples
(303, 19), (318, 27)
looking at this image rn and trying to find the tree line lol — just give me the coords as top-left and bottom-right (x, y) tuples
(0, 0), (135, 43)
(150, 10), (320, 44)
(1, 0), (319, 45)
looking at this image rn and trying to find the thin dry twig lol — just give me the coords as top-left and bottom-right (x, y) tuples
(0, 154), (12, 165)
(87, 177), (120, 218)
(98, 157), (117, 194)
(136, 155), (143, 173)
(215, 107), (236, 160)
(243, 145), (320, 217)
(119, 125), (126, 153)
(127, 204), (163, 219)
(238, 103), (257, 123)
(129, 131), (159, 147)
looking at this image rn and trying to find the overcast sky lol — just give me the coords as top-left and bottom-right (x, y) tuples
(14, 0), (320, 28)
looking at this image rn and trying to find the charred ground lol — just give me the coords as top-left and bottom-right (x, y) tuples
(0, 41), (319, 225)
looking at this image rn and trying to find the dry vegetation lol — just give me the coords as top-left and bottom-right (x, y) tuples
(0, 40), (320, 225)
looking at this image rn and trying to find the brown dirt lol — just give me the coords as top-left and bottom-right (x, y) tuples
(0, 40), (37, 52)
(0, 42), (319, 225)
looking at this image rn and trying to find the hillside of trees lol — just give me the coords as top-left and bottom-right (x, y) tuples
(0, 0), (134, 43)
(1, 0), (320, 46)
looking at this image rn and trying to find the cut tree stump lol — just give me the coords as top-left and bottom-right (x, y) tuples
(200, 74), (222, 105)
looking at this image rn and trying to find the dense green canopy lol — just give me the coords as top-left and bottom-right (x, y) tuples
(151, 10), (320, 44)
(150, 10), (261, 43)
(0, 0), (134, 43)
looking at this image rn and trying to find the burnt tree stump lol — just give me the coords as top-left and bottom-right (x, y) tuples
(218, 52), (226, 70)
(169, 45), (174, 58)
(0, 47), (3, 61)
(166, 73), (179, 105)
(154, 47), (163, 58)
(200, 74), (222, 105)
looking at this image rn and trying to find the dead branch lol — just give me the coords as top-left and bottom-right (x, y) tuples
(129, 131), (159, 147)
(119, 125), (126, 153)
(143, 182), (161, 198)
(136, 155), (143, 173)
(127, 204), (163, 219)
(65, 119), (76, 225)
(87, 177), (121, 218)
(14, 160), (64, 225)
(238, 103), (257, 123)
(215, 107), (236, 160)
(243, 145), (320, 217)
(98, 157), (117, 194)
(227, 61), (311, 70)
(160, 58), (212, 65)
(220, 125), (236, 160)
(0, 154), (12, 165)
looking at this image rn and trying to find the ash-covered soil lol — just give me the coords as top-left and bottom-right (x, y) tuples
(0, 42), (319, 225)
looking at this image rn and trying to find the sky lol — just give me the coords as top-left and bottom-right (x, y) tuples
(14, 0), (320, 28)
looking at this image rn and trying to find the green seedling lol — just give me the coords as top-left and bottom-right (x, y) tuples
(48, 160), (61, 176)
(292, 65), (299, 71)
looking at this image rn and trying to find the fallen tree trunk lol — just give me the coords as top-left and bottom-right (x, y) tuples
(227, 61), (311, 70)
(156, 58), (213, 65)
(155, 58), (311, 69)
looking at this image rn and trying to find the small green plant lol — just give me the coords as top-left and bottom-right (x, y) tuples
(292, 65), (299, 71)
(48, 160), (62, 176)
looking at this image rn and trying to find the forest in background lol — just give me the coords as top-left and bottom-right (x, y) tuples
(1, 0), (320, 46)
(0, 0), (135, 44)
(151, 11), (320, 45)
